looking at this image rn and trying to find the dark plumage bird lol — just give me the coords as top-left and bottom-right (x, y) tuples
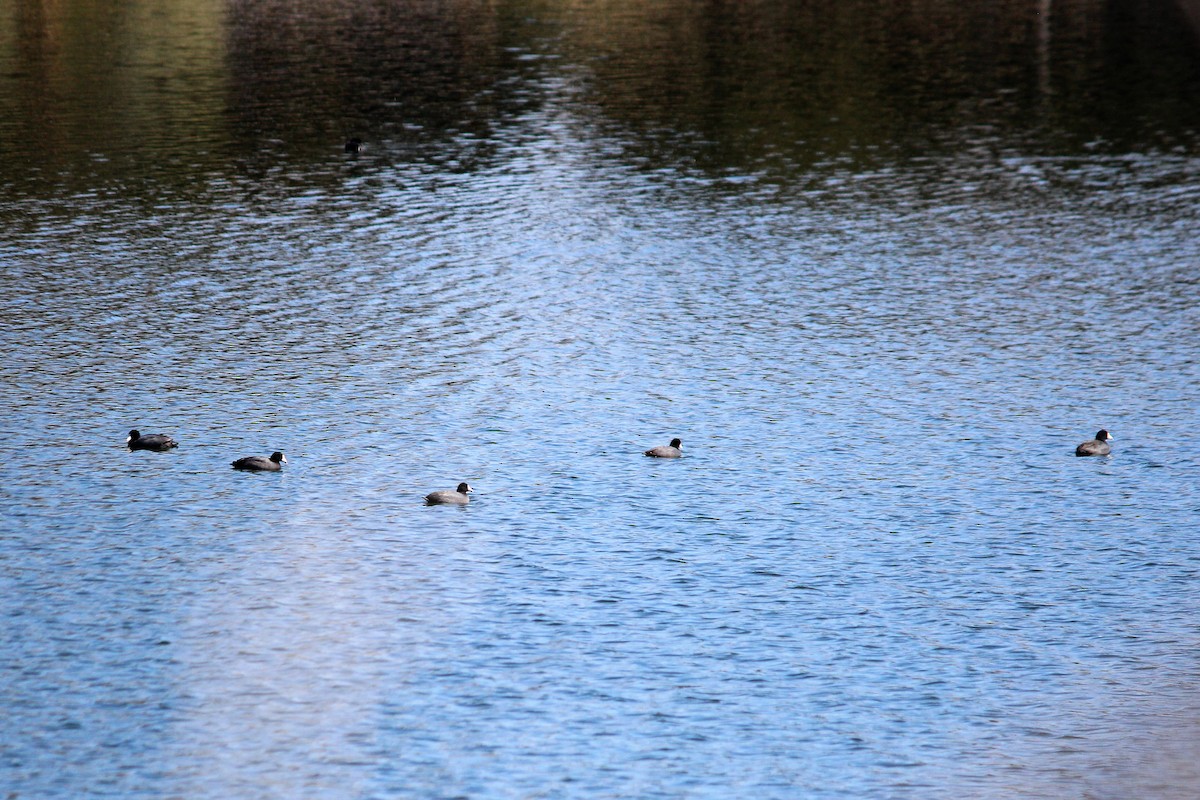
(232, 451), (287, 471)
(425, 482), (473, 505)
(644, 438), (683, 458)
(126, 429), (178, 451)
(1075, 430), (1113, 457)
(344, 137), (363, 154)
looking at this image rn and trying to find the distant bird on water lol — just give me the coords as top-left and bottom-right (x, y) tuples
(425, 482), (473, 505)
(644, 438), (682, 458)
(1075, 430), (1113, 457)
(232, 451), (287, 471)
(344, 137), (363, 154)
(126, 429), (178, 451)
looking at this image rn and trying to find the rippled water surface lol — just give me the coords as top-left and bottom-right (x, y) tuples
(3, 1), (1200, 798)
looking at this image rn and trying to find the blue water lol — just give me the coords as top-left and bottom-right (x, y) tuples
(3, 1), (1200, 798)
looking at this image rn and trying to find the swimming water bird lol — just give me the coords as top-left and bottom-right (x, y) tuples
(344, 137), (363, 154)
(644, 438), (683, 458)
(232, 451), (287, 471)
(126, 429), (178, 451)
(1075, 430), (1113, 457)
(425, 482), (473, 505)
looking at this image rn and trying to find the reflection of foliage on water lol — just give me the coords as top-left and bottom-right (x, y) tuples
(1, 0), (1197, 194)
(560, 0), (1200, 171)
(1, 0), (231, 188)
(225, 0), (520, 154)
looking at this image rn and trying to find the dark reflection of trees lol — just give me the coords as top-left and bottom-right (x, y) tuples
(0, 0), (232, 193)
(2, 0), (1197, 196)
(564, 0), (1200, 172)
(224, 0), (540, 160)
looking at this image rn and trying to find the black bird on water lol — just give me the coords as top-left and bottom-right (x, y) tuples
(1075, 430), (1113, 457)
(126, 429), (178, 451)
(644, 438), (683, 458)
(232, 451), (287, 471)
(425, 482), (473, 505)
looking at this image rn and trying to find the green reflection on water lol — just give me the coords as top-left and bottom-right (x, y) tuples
(1, 0), (1197, 195)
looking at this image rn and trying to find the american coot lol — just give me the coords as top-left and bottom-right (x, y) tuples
(232, 451), (287, 471)
(127, 429), (178, 451)
(1075, 430), (1113, 457)
(425, 482), (473, 505)
(344, 137), (363, 154)
(644, 438), (682, 458)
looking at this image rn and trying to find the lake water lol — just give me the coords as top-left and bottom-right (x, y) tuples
(2, 1), (1200, 798)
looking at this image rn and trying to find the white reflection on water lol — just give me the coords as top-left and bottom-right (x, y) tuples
(163, 499), (439, 797)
